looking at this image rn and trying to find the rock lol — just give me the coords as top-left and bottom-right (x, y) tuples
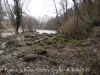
(17, 52), (26, 58)
(0, 45), (3, 50)
(15, 62), (27, 68)
(49, 60), (59, 65)
(0, 50), (4, 54)
(7, 39), (18, 45)
(1, 42), (7, 49)
(30, 44), (37, 49)
(23, 54), (37, 61)
(25, 42), (33, 46)
(0, 54), (11, 60)
(36, 49), (47, 55)
(0, 36), (3, 41)
(53, 44), (64, 49)
(47, 40), (56, 45)
(0, 59), (7, 65)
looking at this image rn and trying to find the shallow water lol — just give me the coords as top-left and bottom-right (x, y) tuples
(36, 29), (57, 34)
(1, 33), (14, 37)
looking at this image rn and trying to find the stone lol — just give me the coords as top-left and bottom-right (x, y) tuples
(36, 49), (47, 55)
(23, 54), (37, 61)
(25, 42), (33, 46)
(17, 52), (26, 58)
(0, 50), (4, 54)
(15, 62), (27, 68)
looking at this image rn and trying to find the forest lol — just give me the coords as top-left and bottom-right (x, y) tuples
(0, 0), (100, 75)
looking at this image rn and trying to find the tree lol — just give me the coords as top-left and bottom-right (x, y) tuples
(52, 0), (61, 27)
(93, 0), (100, 22)
(13, 0), (22, 34)
(0, 0), (2, 26)
(0, 0), (6, 29)
(59, 0), (68, 21)
(22, 15), (40, 31)
(72, 0), (84, 22)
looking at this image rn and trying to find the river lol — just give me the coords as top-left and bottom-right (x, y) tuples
(1, 29), (57, 37)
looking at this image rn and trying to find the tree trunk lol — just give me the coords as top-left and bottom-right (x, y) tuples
(53, 0), (61, 27)
(86, 0), (93, 19)
(72, 0), (84, 22)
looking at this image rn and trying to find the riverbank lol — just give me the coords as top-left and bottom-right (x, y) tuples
(0, 29), (100, 75)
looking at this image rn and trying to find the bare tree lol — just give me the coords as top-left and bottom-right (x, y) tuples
(72, 0), (84, 22)
(22, 15), (39, 31)
(52, 0), (61, 27)
(59, 0), (68, 22)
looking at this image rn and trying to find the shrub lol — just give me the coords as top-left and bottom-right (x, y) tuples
(61, 17), (83, 38)
(80, 19), (96, 37)
(61, 17), (98, 39)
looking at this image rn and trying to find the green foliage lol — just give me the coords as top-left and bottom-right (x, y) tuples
(54, 36), (67, 44)
(58, 37), (67, 44)
(80, 20), (96, 37)
(47, 40), (56, 45)
(69, 38), (77, 43)
(81, 42), (87, 46)
(79, 67), (83, 75)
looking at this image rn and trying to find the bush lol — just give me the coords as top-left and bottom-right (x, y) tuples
(61, 17), (83, 38)
(80, 19), (96, 37)
(61, 18), (98, 39)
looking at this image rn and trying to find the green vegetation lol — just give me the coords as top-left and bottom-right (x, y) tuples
(69, 38), (77, 43)
(47, 40), (56, 45)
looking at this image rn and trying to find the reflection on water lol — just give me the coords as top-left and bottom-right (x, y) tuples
(1, 30), (57, 37)
(1, 33), (14, 37)
(36, 30), (57, 34)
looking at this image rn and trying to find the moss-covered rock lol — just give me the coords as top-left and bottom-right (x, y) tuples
(53, 36), (67, 44)
(0, 36), (3, 41)
(47, 40), (56, 45)
(17, 52), (26, 58)
(53, 44), (64, 49)
(23, 54), (37, 61)
(14, 62), (27, 68)
(36, 49), (47, 55)
(30, 44), (37, 49)
(0, 59), (7, 65)
(25, 42), (33, 46)
(7, 39), (18, 45)
(49, 60), (58, 65)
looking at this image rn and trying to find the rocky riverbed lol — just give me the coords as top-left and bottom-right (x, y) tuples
(0, 31), (100, 75)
